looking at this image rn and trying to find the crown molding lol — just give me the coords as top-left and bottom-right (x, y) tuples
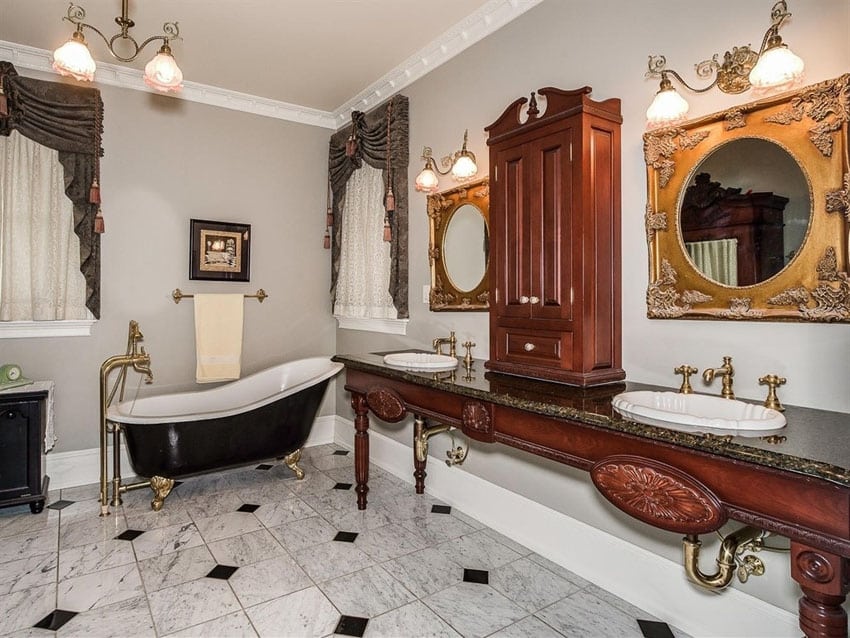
(0, 40), (338, 129)
(331, 0), (544, 124)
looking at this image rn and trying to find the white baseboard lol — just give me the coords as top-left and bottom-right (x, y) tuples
(45, 415), (337, 491)
(333, 417), (799, 638)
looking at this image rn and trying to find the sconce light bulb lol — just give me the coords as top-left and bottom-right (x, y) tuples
(144, 46), (184, 93)
(415, 165), (440, 193)
(646, 84), (690, 128)
(451, 152), (478, 180)
(748, 43), (804, 90)
(52, 32), (96, 82)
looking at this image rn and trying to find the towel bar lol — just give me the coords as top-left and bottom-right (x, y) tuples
(171, 288), (268, 304)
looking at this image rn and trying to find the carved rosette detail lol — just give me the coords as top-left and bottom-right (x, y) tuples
(428, 247), (440, 264)
(647, 260), (712, 318)
(768, 247), (850, 321)
(644, 204), (668, 243)
(765, 75), (850, 157)
(825, 172), (850, 221)
(591, 456), (725, 534)
(462, 401), (491, 433)
(718, 297), (764, 319)
(724, 108), (747, 130)
(796, 551), (835, 584)
(429, 274), (457, 309)
(365, 386), (406, 423)
(644, 129), (711, 189)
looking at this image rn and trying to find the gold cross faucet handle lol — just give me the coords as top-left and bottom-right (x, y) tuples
(674, 364), (698, 394)
(759, 374), (787, 412)
(462, 341), (476, 368)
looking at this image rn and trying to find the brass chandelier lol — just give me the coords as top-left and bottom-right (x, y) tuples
(52, 0), (184, 93)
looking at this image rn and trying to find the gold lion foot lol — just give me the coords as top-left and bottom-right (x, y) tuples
(150, 475), (175, 511)
(283, 449), (305, 480)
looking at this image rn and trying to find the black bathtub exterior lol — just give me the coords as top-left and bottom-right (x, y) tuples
(120, 379), (330, 479)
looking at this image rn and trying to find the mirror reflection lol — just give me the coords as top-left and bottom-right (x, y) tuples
(444, 203), (488, 292)
(680, 138), (810, 287)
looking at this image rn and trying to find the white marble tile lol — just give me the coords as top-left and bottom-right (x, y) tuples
(228, 554), (312, 607)
(488, 615), (566, 638)
(56, 594), (155, 638)
(0, 551), (57, 595)
(207, 528), (286, 567)
(231, 475), (294, 503)
(252, 497), (317, 528)
(437, 530), (523, 571)
(2, 627), (55, 638)
(147, 578), (241, 636)
(57, 562), (144, 612)
(194, 511), (263, 543)
(0, 507), (58, 540)
(58, 539), (135, 581)
(424, 582), (527, 638)
(137, 545), (217, 592)
(400, 513), (476, 545)
(364, 600), (460, 638)
(59, 512), (127, 551)
(321, 504), (393, 533)
(527, 553), (591, 588)
(55, 499), (106, 521)
(383, 546), (463, 599)
(163, 611), (258, 638)
(450, 509), (486, 530)
(268, 516), (339, 553)
(354, 522), (430, 563)
(60, 482), (101, 502)
(170, 473), (242, 501)
(180, 490), (245, 519)
(299, 443), (339, 460)
(0, 583), (57, 635)
(490, 557), (581, 613)
(293, 539), (375, 582)
(535, 590), (645, 638)
(281, 470), (337, 497)
(131, 521), (204, 561)
(245, 586), (340, 638)
(320, 564), (416, 618)
(480, 528), (533, 556)
(300, 488), (360, 515)
(124, 504), (193, 532)
(0, 526), (59, 563)
(309, 452), (355, 471)
(376, 492), (440, 520)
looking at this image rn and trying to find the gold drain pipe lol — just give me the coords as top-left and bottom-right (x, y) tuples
(414, 418), (468, 466)
(683, 525), (765, 590)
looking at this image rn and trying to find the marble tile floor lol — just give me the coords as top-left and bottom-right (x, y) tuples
(0, 444), (690, 638)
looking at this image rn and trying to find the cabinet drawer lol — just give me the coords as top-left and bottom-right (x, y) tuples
(498, 328), (573, 368)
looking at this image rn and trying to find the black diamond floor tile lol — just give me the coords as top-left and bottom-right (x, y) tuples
(332, 450), (350, 456)
(333, 482), (353, 490)
(34, 610), (77, 631)
(638, 619), (675, 638)
(207, 564), (239, 580)
(255, 464), (273, 470)
(431, 504), (452, 515)
(237, 503), (260, 513)
(334, 615), (368, 637)
(333, 531), (358, 543)
(47, 500), (75, 511)
(115, 529), (145, 541)
(463, 568), (489, 584)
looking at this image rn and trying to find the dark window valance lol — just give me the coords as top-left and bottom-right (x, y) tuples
(328, 94), (409, 318)
(0, 61), (103, 318)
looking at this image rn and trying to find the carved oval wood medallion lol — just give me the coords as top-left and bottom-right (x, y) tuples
(796, 550), (835, 585)
(462, 401), (491, 432)
(591, 455), (726, 534)
(365, 386), (406, 423)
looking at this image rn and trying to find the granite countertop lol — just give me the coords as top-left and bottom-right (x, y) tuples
(333, 352), (850, 488)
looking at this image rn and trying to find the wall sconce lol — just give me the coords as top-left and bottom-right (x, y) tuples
(52, 1), (184, 93)
(645, 0), (804, 127)
(414, 129), (478, 194)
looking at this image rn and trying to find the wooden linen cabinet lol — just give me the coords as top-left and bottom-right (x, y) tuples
(486, 86), (624, 386)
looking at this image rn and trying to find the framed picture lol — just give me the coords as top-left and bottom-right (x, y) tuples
(189, 219), (251, 282)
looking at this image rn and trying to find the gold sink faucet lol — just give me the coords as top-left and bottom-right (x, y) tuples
(432, 331), (457, 358)
(703, 356), (735, 399)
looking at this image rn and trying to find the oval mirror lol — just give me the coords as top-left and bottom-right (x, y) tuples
(443, 203), (488, 292)
(679, 138), (811, 287)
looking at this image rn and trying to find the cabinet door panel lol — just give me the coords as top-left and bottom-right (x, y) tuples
(0, 404), (31, 499)
(493, 146), (531, 318)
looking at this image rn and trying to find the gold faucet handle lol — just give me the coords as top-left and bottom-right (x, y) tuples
(462, 341), (476, 367)
(758, 374), (786, 412)
(674, 364), (698, 394)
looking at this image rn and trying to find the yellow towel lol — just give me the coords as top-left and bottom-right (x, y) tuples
(194, 294), (244, 383)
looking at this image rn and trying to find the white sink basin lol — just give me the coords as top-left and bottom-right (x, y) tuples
(612, 391), (786, 434)
(383, 352), (459, 371)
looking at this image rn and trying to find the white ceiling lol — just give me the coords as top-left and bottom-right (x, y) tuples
(0, 0), (540, 121)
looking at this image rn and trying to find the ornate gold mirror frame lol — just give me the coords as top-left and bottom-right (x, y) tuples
(428, 178), (490, 311)
(643, 74), (850, 322)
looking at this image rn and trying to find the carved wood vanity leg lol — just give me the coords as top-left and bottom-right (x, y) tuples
(351, 392), (370, 510)
(791, 542), (849, 638)
(413, 415), (427, 494)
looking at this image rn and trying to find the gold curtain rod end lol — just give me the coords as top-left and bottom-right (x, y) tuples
(172, 288), (183, 304)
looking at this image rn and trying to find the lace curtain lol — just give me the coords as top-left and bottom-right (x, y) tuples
(0, 131), (89, 320)
(686, 238), (739, 286)
(333, 164), (397, 319)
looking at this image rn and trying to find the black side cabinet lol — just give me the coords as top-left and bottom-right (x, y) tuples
(0, 389), (49, 514)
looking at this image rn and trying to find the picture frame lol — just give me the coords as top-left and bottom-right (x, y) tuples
(189, 219), (251, 282)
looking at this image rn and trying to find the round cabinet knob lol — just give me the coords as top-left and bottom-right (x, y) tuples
(524, 343), (536, 352)
(529, 296), (540, 304)
(519, 296), (530, 304)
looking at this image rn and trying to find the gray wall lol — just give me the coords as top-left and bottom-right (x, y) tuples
(3, 77), (337, 453)
(335, 0), (850, 613)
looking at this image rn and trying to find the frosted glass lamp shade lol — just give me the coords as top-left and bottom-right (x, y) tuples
(52, 35), (96, 82)
(415, 165), (440, 193)
(451, 152), (478, 180)
(749, 44), (804, 90)
(144, 49), (184, 93)
(646, 86), (690, 128)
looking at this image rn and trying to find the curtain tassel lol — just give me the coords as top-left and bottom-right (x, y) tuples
(326, 211), (333, 228)
(323, 228), (331, 249)
(385, 186), (395, 213)
(94, 208), (105, 234)
(0, 86), (7, 117)
(345, 136), (357, 158)
(383, 215), (392, 243)
(89, 177), (101, 204)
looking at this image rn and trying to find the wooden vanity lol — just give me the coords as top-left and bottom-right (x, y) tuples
(334, 353), (850, 638)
